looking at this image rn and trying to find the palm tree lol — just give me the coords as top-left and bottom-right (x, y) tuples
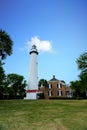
(0, 29), (13, 59)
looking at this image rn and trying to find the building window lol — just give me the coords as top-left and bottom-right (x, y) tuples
(60, 84), (62, 88)
(58, 90), (62, 96)
(66, 90), (72, 97)
(58, 83), (61, 88)
(48, 84), (52, 89)
(49, 84), (51, 89)
(58, 83), (62, 88)
(48, 91), (52, 96)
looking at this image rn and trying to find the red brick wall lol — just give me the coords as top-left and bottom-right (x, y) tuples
(39, 81), (67, 99)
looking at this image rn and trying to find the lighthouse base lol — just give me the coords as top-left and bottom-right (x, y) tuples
(24, 90), (38, 100)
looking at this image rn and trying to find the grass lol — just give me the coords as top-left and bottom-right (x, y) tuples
(0, 100), (87, 130)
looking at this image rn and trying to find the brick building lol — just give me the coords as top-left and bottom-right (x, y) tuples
(39, 75), (73, 99)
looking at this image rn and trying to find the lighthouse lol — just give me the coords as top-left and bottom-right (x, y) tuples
(26, 44), (38, 99)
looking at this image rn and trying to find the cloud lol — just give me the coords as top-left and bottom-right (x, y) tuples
(26, 36), (54, 53)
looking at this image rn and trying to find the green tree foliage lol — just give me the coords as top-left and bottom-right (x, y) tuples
(0, 61), (6, 99)
(38, 79), (48, 88)
(0, 29), (13, 98)
(70, 80), (85, 98)
(77, 52), (87, 94)
(0, 29), (13, 59)
(0, 29), (27, 99)
(76, 52), (87, 71)
(77, 52), (87, 81)
(71, 52), (87, 98)
(6, 74), (27, 99)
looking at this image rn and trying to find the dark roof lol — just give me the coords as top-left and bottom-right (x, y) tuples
(60, 80), (65, 84)
(49, 75), (59, 82)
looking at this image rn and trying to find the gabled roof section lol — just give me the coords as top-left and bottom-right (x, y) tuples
(49, 75), (59, 82)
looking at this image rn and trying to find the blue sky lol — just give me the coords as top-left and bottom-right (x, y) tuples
(0, 0), (87, 84)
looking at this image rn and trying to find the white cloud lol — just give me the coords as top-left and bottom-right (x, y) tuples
(26, 36), (53, 53)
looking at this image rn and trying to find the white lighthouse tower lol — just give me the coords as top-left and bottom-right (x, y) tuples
(26, 44), (38, 99)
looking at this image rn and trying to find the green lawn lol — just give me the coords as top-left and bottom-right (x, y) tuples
(0, 100), (87, 130)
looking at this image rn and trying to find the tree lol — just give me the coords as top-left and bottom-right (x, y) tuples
(76, 52), (87, 81)
(0, 29), (13, 60)
(71, 52), (87, 98)
(76, 52), (87, 72)
(0, 29), (13, 98)
(6, 74), (27, 99)
(38, 79), (48, 88)
(0, 61), (6, 99)
(76, 52), (87, 96)
(70, 80), (83, 98)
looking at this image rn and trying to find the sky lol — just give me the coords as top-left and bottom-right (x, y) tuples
(0, 0), (87, 84)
